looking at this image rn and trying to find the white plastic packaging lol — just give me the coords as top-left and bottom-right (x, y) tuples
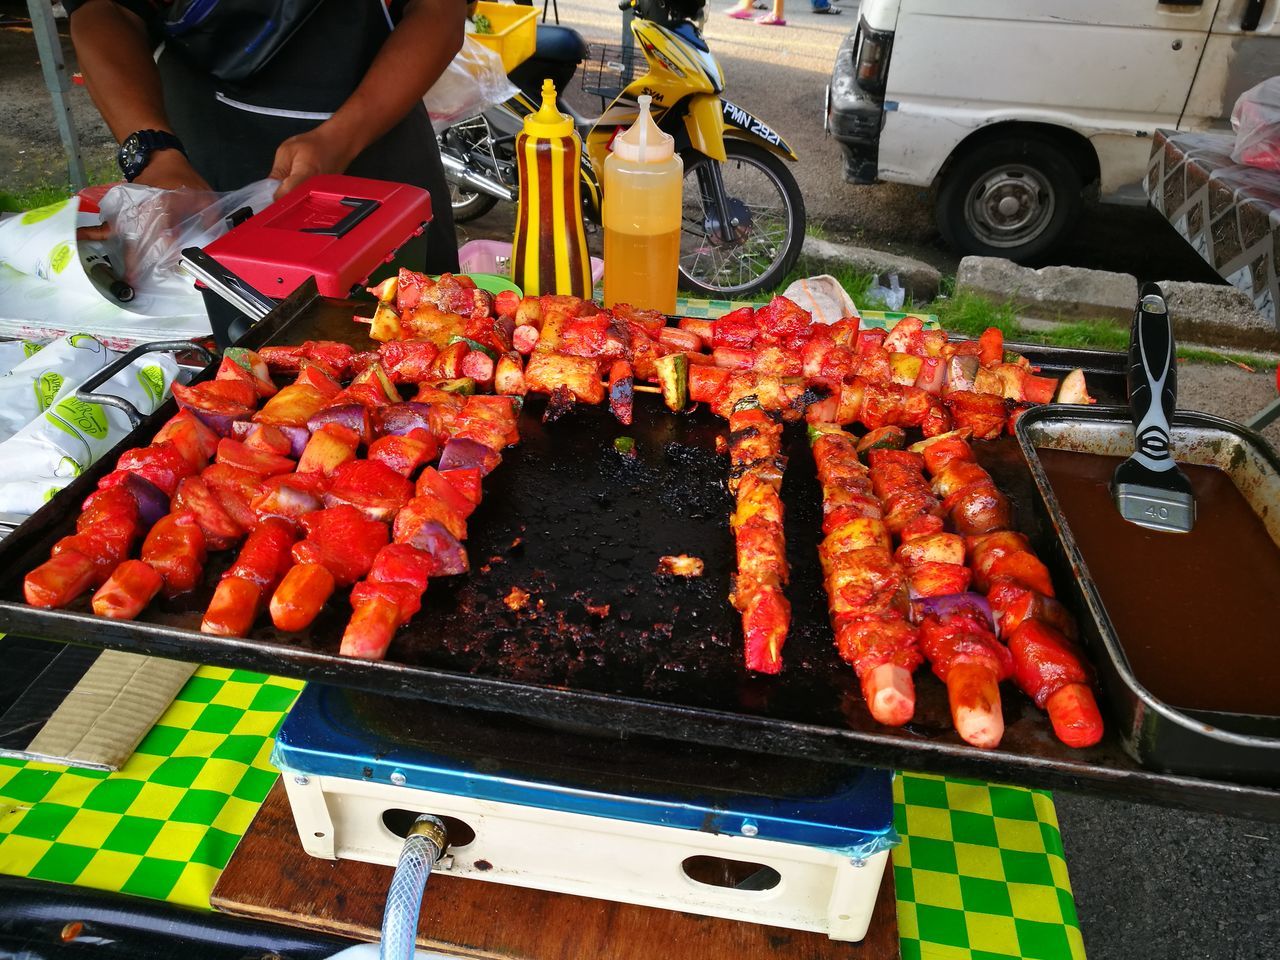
(0, 334), (114, 443)
(0, 339), (46, 377)
(0, 350), (180, 515)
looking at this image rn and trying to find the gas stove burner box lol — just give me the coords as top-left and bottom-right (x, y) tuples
(273, 685), (898, 942)
(202, 174), (432, 300)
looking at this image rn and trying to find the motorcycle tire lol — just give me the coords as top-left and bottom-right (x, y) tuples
(449, 182), (500, 224)
(678, 139), (806, 299)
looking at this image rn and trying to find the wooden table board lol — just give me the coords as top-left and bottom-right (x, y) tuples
(212, 781), (900, 959)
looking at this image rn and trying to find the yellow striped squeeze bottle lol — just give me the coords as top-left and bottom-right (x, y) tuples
(511, 79), (592, 297)
(603, 95), (682, 314)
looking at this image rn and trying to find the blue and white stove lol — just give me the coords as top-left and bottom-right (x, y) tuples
(273, 684), (897, 941)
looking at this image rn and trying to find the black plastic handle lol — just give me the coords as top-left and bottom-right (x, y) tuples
(1128, 282), (1177, 472)
(301, 196), (380, 238)
(75, 340), (214, 428)
(1242, 0), (1266, 30)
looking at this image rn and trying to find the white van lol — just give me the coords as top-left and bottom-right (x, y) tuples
(826, 0), (1280, 261)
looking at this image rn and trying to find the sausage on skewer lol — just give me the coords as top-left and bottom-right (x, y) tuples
(809, 424), (921, 725)
(918, 434), (1104, 747)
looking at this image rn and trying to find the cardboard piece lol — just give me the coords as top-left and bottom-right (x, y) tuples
(2, 646), (195, 770)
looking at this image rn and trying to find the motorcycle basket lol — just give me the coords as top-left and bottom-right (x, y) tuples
(581, 43), (640, 101)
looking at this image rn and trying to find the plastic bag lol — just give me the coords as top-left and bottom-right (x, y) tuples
(97, 178), (279, 318)
(1230, 77), (1280, 173)
(424, 36), (519, 126)
(780, 275), (860, 324)
(862, 274), (905, 311)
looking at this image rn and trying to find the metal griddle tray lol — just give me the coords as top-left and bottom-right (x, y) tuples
(0, 282), (1276, 821)
(1015, 404), (1280, 786)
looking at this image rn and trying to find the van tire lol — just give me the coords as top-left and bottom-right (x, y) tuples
(935, 137), (1082, 263)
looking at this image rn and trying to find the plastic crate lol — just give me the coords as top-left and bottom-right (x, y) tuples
(459, 239), (604, 286)
(581, 43), (640, 101)
(470, 2), (538, 73)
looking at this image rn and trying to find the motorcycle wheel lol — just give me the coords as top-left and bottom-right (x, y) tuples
(449, 179), (499, 224)
(678, 140), (806, 299)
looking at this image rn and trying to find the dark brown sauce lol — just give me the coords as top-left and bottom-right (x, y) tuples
(1038, 448), (1280, 718)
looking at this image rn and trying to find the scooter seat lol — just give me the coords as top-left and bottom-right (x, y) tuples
(534, 24), (590, 65)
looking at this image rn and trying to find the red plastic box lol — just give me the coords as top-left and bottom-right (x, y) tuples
(202, 175), (432, 299)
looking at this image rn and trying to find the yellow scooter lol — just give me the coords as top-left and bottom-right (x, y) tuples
(440, 0), (806, 298)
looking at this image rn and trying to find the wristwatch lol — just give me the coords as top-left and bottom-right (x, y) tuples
(118, 130), (187, 182)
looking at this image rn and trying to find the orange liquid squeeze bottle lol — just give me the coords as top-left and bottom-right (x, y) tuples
(602, 95), (683, 313)
(511, 79), (592, 297)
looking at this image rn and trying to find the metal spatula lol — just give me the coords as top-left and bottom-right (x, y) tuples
(1110, 283), (1196, 533)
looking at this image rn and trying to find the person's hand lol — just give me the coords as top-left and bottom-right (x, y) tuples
(77, 151), (212, 243)
(269, 124), (357, 199)
(132, 149), (212, 192)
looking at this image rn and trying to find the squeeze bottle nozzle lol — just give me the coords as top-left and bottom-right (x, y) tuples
(524, 78), (574, 137)
(611, 94), (674, 163)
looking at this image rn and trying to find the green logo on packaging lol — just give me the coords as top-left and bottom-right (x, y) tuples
(68, 334), (102, 352)
(22, 341), (43, 358)
(54, 456), (82, 479)
(48, 396), (108, 440)
(49, 242), (73, 275)
(137, 364), (165, 408)
(20, 199), (68, 225)
(34, 371), (64, 411)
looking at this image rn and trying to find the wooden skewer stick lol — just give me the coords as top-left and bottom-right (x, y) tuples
(588, 378), (661, 395)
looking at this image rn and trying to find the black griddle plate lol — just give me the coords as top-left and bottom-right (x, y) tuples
(0, 282), (1275, 822)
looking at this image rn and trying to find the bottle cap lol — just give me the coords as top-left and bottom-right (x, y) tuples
(523, 79), (574, 138)
(611, 95), (674, 162)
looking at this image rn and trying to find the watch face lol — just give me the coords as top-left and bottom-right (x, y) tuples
(118, 135), (146, 181)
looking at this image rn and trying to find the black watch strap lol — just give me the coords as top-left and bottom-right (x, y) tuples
(118, 129), (187, 182)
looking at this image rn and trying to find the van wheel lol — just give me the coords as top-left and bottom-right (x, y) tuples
(935, 137), (1082, 263)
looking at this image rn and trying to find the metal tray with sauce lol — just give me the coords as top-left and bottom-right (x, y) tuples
(1015, 404), (1280, 785)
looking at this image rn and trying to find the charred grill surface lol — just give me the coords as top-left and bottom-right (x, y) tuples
(1, 290), (1275, 816)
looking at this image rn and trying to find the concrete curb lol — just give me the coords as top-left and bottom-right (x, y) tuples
(956, 256), (1136, 321)
(802, 236), (941, 303)
(952, 257), (1280, 350)
(955, 255), (1280, 352)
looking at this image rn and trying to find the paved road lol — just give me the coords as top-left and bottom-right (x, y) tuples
(522, 0), (1222, 283)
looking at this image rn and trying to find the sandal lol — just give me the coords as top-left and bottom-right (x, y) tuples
(756, 13), (787, 24)
(726, 7), (756, 17)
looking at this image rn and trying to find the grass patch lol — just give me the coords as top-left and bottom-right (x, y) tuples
(0, 162), (120, 214)
(1031, 320), (1128, 352)
(925, 291), (1275, 372)
(0, 183), (74, 214)
(1175, 346), (1274, 371)
(927, 289), (1019, 338)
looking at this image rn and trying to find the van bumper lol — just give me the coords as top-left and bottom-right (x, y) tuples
(825, 32), (884, 185)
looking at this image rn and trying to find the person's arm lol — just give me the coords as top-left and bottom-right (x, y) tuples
(267, 0), (465, 197)
(68, 0), (210, 190)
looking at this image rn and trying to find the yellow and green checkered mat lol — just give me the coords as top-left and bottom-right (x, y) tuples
(677, 297), (937, 329)
(0, 666), (1084, 958)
